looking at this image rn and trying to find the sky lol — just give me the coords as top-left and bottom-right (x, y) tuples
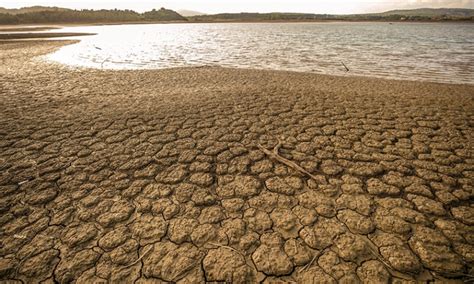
(1, 0), (473, 14)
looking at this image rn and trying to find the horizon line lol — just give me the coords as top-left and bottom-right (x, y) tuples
(1, 5), (474, 16)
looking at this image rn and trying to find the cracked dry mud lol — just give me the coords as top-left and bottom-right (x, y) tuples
(0, 40), (473, 283)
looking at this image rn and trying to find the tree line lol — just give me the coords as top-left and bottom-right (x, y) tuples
(188, 12), (474, 22)
(0, 8), (187, 24)
(1, 7), (473, 25)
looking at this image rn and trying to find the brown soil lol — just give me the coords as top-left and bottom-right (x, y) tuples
(0, 40), (473, 283)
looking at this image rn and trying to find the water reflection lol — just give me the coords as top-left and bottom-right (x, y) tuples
(47, 22), (474, 84)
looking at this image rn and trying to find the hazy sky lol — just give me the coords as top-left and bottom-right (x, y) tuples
(1, 0), (473, 14)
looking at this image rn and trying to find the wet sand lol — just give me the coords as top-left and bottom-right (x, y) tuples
(0, 40), (473, 283)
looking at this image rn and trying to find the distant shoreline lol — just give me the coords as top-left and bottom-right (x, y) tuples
(1, 6), (473, 26)
(0, 32), (95, 40)
(0, 26), (60, 32)
(1, 19), (473, 28)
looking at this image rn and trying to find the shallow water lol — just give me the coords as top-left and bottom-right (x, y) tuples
(47, 22), (474, 84)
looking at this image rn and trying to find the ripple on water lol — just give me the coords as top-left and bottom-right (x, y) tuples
(47, 22), (474, 85)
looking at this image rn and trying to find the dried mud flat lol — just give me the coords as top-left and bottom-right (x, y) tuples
(0, 40), (473, 283)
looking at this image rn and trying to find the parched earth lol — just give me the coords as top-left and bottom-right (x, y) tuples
(0, 40), (473, 283)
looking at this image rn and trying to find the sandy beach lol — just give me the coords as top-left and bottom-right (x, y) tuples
(0, 40), (473, 283)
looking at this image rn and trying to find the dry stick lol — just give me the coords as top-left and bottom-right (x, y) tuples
(360, 235), (414, 281)
(257, 139), (320, 181)
(300, 248), (327, 272)
(94, 45), (109, 69)
(207, 242), (245, 258)
(124, 244), (154, 268)
(438, 271), (474, 282)
(341, 61), (350, 72)
(101, 57), (110, 69)
(15, 250), (34, 278)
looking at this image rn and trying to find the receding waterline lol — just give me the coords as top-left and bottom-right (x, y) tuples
(47, 22), (474, 84)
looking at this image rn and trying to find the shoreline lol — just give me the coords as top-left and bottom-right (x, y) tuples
(1, 19), (473, 28)
(1, 40), (473, 283)
(45, 61), (474, 88)
(39, 39), (472, 87)
(2, 25), (471, 86)
(0, 26), (60, 32)
(0, 32), (95, 40)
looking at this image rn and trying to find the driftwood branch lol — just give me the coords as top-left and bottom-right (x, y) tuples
(341, 61), (349, 72)
(257, 138), (320, 181)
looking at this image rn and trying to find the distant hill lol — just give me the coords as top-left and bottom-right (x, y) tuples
(177, 9), (206, 17)
(189, 8), (474, 22)
(143, 8), (187, 21)
(188, 12), (328, 22)
(0, 7), (473, 25)
(376, 8), (474, 18)
(0, 7), (187, 24)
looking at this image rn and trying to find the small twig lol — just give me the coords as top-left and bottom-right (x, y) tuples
(94, 45), (108, 69)
(438, 272), (474, 278)
(360, 235), (414, 281)
(15, 250), (34, 278)
(258, 138), (320, 181)
(361, 236), (392, 269)
(466, 278), (474, 283)
(206, 242), (245, 258)
(299, 247), (330, 272)
(341, 61), (349, 72)
(124, 244), (154, 268)
(100, 56), (110, 69)
(437, 271), (474, 280)
(272, 138), (283, 155)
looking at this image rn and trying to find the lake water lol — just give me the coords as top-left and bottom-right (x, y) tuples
(47, 22), (474, 84)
